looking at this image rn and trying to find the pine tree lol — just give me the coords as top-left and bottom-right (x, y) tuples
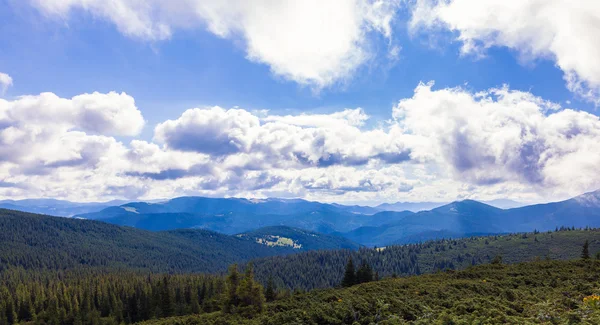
(236, 263), (265, 317)
(264, 277), (276, 302)
(356, 262), (373, 284)
(582, 240), (590, 259)
(5, 298), (17, 325)
(222, 264), (240, 314)
(341, 257), (356, 287)
(160, 276), (174, 317)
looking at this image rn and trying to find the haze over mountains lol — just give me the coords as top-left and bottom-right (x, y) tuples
(61, 190), (600, 246)
(3, 190), (599, 247)
(0, 199), (131, 217)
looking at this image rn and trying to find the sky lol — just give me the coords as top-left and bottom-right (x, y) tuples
(0, 0), (600, 205)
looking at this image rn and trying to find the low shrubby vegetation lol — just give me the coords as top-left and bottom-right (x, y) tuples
(141, 259), (600, 325)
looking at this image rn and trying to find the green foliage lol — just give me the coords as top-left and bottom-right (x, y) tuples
(139, 260), (600, 324)
(341, 258), (356, 287)
(355, 262), (374, 284)
(248, 228), (600, 290)
(264, 277), (275, 302)
(222, 264), (265, 317)
(491, 254), (503, 264)
(237, 226), (360, 251)
(583, 240), (591, 259)
(0, 268), (225, 324)
(0, 209), (290, 273)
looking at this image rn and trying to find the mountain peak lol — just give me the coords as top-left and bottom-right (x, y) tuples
(573, 189), (600, 207)
(433, 199), (501, 214)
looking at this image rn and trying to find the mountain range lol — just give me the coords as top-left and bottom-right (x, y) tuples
(0, 198), (131, 217)
(344, 191), (600, 246)
(75, 197), (383, 234)
(5, 190), (600, 247)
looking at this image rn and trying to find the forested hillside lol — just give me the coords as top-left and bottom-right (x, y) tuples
(237, 226), (360, 251)
(3, 208), (600, 324)
(0, 268), (226, 324)
(141, 259), (600, 324)
(0, 209), (290, 273)
(249, 227), (600, 290)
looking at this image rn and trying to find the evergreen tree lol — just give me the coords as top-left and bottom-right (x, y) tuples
(222, 264), (240, 314)
(264, 277), (276, 302)
(236, 263), (265, 317)
(341, 258), (356, 287)
(491, 255), (503, 265)
(356, 262), (373, 284)
(582, 240), (590, 259)
(160, 276), (174, 317)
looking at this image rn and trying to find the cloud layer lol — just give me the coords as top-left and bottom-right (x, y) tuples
(0, 73), (12, 94)
(409, 0), (600, 104)
(395, 82), (600, 194)
(29, 0), (400, 90)
(1, 82), (600, 203)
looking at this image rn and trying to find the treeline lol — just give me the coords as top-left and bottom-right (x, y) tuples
(248, 227), (600, 290)
(0, 268), (225, 324)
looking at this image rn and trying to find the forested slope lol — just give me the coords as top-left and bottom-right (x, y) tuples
(0, 209), (289, 273)
(249, 228), (600, 290)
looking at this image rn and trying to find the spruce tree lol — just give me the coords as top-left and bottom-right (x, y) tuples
(582, 240), (590, 259)
(265, 277), (276, 302)
(160, 276), (174, 317)
(222, 264), (240, 314)
(236, 263), (265, 317)
(341, 257), (356, 287)
(356, 262), (373, 284)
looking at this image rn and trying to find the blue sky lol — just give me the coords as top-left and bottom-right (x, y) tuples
(1, 0), (600, 204)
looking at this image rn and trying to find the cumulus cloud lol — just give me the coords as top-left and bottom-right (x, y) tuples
(0, 91), (145, 200)
(394, 82), (600, 193)
(0, 73), (12, 94)
(29, 0), (401, 90)
(2, 82), (600, 203)
(409, 0), (600, 103)
(1, 91), (144, 137)
(154, 106), (411, 169)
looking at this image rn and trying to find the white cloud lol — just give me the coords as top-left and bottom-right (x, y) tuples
(1, 83), (600, 203)
(2, 91), (144, 136)
(394, 82), (600, 195)
(0, 91), (146, 201)
(154, 106), (411, 169)
(29, 0), (400, 90)
(409, 0), (600, 103)
(0, 73), (12, 94)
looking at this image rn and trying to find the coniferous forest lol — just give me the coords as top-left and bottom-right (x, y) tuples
(3, 209), (600, 324)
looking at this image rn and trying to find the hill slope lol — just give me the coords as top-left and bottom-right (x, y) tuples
(237, 226), (360, 251)
(248, 228), (600, 290)
(0, 209), (291, 273)
(343, 200), (505, 246)
(142, 259), (600, 325)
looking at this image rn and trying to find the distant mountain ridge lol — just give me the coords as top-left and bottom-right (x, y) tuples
(0, 198), (131, 217)
(9, 190), (600, 247)
(344, 190), (600, 246)
(76, 196), (386, 234)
